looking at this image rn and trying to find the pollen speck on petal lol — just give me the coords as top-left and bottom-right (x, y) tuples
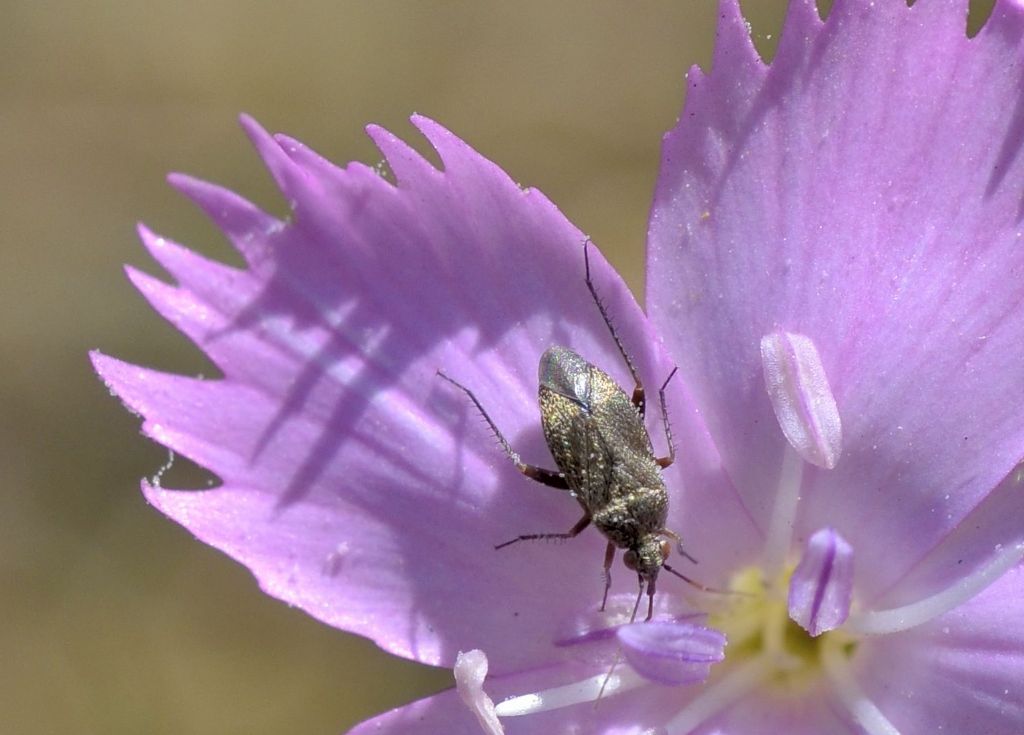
(617, 621), (726, 686)
(760, 332), (842, 470)
(454, 649), (504, 735)
(789, 527), (854, 637)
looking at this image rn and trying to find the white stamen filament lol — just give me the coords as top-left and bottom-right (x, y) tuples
(759, 592), (789, 656)
(844, 541), (1024, 635)
(821, 638), (901, 735)
(494, 667), (646, 716)
(761, 446), (805, 582)
(663, 655), (774, 735)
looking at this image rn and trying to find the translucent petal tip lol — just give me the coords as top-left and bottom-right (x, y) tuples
(454, 650), (504, 735)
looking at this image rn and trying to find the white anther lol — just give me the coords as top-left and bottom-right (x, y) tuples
(761, 332), (842, 469)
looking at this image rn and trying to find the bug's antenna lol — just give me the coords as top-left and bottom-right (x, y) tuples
(662, 564), (744, 596)
(662, 564), (711, 591)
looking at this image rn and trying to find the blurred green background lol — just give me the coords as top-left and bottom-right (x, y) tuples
(0, 1), (996, 733)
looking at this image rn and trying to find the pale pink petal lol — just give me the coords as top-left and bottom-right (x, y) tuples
(688, 685), (855, 735)
(647, 0), (1024, 597)
(93, 114), (757, 671)
(349, 661), (704, 735)
(93, 3), (1024, 734)
(855, 564), (1024, 734)
(870, 463), (1024, 609)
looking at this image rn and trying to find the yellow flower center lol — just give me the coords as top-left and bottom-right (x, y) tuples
(708, 564), (856, 697)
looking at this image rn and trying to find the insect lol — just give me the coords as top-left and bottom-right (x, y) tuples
(439, 241), (703, 621)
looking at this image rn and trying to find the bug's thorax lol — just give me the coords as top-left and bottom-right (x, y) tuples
(590, 485), (668, 545)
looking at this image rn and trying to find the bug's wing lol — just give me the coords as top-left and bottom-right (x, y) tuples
(585, 366), (655, 458)
(539, 382), (614, 506)
(540, 355), (656, 506)
(539, 347), (652, 455)
(586, 366), (669, 505)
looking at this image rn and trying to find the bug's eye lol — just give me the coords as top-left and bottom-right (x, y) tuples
(659, 539), (671, 562)
(623, 550), (638, 571)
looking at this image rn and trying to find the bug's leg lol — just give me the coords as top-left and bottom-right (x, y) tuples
(495, 513), (591, 550)
(660, 528), (699, 564)
(645, 575), (656, 621)
(438, 370), (568, 490)
(628, 576), (645, 623)
(598, 582), (644, 702)
(600, 542), (616, 611)
(655, 368), (678, 469)
(582, 240), (646, 417)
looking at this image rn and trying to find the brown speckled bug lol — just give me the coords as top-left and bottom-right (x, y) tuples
(440, 241), (704, 621)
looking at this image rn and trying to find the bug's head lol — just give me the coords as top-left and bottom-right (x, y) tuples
(623, 536), (672, 584)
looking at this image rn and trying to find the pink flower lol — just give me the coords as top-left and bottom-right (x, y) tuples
(93, 1), (1024, 733)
